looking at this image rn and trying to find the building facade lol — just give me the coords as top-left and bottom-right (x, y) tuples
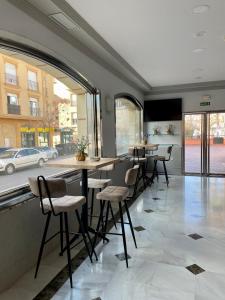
(0, 53), (80, 148)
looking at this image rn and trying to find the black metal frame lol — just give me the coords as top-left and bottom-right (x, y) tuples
(34, 176), (97, 288)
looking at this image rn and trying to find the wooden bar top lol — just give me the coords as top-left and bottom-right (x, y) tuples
(47, 157), (119, 170)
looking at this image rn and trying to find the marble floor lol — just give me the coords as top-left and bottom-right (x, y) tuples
(2, 175), (225, 300)
(48, 175), (225, 300)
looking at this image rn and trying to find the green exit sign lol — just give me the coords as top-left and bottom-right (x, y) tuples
(200, 101), (210, 106)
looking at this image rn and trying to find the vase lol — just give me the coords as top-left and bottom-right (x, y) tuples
(76, 152), (86, 161)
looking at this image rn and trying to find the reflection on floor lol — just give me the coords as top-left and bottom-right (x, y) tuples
(2, 175), (225, 300)
(50, 176), (225, 300)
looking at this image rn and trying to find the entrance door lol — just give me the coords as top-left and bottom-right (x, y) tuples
(184, 112), (225, 175)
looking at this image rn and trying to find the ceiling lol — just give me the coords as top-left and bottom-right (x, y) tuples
(64, 0), (225, 87)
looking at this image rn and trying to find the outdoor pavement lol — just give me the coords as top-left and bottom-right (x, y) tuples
(185, 144), (225, 174)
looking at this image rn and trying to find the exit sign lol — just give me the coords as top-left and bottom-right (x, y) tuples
(200, 101), (210, 106)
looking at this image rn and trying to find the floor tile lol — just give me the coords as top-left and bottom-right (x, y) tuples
(186, 264), (205, 275)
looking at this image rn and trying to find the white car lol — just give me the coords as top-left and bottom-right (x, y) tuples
(0, 148), (48, 175)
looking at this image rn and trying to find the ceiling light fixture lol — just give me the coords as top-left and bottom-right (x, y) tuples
(193, 5), (210, 14)
(192, 48), (205, 53)
(193, 31), (207, 38)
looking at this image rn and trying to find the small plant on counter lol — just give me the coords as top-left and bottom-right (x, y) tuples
(167, 124), (174, 135)
(153, 126), (161, 135)
(74, 136), (89, 161)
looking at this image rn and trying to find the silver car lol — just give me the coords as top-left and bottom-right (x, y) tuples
(0, 148), (48, 175)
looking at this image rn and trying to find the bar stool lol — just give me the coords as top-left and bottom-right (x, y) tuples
(29, 176), (95, 288)
(129, 147), (147, 189)
(91, 165), (139, 268)
(81, 164), (117, 228)
(152, 145), (173, 186)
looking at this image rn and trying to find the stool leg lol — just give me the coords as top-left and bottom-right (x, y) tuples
(86, 229), (98, 261)
(75, 209), (93, 263)
(91, 201), (106, 257)
(152, 160), (157, 183)
(34, 212), (51, 278)
(109, 203), (117, 229)
(119, 202), (128, 268)
(89, 189), (95, 226)
(59, 213), (64, 256)
(163, 160), (169, 186)
(124, 200), (137, 248)
(103, 202), (110, 243)
(64, 212), (73, 288)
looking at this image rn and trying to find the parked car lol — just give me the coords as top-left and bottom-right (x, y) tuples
(55, 143), (76, 156)
(0, 147), (11, 153)
(0, 148), (48, 175)
(35, 146), (58, 159)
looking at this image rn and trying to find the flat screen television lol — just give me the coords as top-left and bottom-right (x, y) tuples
(144, 98), (182, 122)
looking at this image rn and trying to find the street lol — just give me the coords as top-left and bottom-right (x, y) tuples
(0, 164), (73, 195)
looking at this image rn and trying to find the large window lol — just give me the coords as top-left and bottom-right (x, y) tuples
(5, 62), (17, 85)
(115, 96), (142, 155)
(0, 47), (100, 198)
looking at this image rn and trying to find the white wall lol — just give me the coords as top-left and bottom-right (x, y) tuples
(145, 88), (225, 113)
(144, 88), (225, 174)
(0, 0), (143, 292)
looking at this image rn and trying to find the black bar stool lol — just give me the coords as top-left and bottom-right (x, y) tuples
(152, 145), (173, 186)
(29, 176), (96, 288)
(91, 165), (139, 267)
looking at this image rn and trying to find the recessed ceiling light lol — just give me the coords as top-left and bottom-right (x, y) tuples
(193, 31), (207, 38)
(192, 48), (205, 53)
(193, 5), (210, 14)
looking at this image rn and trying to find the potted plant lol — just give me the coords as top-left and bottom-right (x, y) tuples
(153, 126), (161, 135)
(74, 136), (89, 161)
(167, 124), (174, 135)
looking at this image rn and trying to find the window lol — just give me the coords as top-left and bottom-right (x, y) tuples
(71, 94), (77, 106)
(28, 70), (38, 90)
(7, 93), (20, 114)
(115, 96), (142, 155)
(71, 112), (77, 125)
(29, 97), (39, 116)
(0, 47), (100, 198)
(5, 62), (17, 85)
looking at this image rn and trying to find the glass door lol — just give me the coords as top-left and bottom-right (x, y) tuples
(208, 112), (225, 174)
(184, 114), (204, 174)
(184, 112), (225, 175)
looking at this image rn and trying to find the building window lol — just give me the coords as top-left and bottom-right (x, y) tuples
(29, 97), (39, 116)
(71, 112), (77, 125)
(21, 132), (35, 147)
(5, 62), (18, 85)
(115, 97), (142, 155)
(71, 94), (77, 106)
(38, 132), (49, 147)
(7, 93), (20, 114)
(28, 70), (38, 91)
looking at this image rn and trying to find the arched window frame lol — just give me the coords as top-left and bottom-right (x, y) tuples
(114, 93), (143, 156)
(0, 38), (102, 201)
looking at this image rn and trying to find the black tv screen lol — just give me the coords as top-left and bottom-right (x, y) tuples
(144, 98), (182, 122)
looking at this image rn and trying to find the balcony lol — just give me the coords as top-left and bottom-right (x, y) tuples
(7, 104), (21, 115)
(5, 73), (18, 86)
(27, 80), (39, 91)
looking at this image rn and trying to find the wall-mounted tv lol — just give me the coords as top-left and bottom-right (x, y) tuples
(144, 98), (182, 122)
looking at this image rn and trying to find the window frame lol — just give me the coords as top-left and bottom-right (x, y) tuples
(0, 38), (101, 205)
(114, 93), (143, 157)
